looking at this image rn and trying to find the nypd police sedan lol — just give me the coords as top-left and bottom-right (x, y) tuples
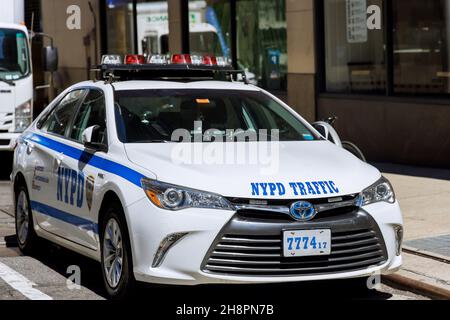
(11, 54), (403, 299)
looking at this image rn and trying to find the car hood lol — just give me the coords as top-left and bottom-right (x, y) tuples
(124, 141), (380, 199)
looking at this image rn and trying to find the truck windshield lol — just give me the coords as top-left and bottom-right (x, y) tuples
(159, 32), (222, 56)
(114, 89), (318, 143)
(0, 29), (30, 81)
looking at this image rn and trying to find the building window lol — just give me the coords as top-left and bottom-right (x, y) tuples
(393, 0), (450, 95)
(236, 0), (287, 91)
(188, 0), (230, 57)
(322, 0), (450, 97)
(324, 0), (385, 94)
(105, 0), (135, 55)
(187, 0), (287, 92)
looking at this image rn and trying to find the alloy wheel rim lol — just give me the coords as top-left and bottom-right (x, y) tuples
(103, 218), (124, 289)
(16, 191), (29, 245)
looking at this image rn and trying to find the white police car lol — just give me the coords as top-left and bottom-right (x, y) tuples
(11, 54), (403, 299)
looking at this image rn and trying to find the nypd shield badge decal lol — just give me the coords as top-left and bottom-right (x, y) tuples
(86, 175), (95, 211)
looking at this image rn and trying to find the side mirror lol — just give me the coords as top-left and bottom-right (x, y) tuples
(312, 121), (342, 147)
(42, 46), (59, 72)
(82, 125), (107, 152)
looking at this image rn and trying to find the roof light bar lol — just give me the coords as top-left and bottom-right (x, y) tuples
(101, 53), (231, 68)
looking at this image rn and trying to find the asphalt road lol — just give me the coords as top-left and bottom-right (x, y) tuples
(0, 236), (428, 300)
(0, 162), (428, 301)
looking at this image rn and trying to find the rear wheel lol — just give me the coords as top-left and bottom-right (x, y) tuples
(100, 202), (135, 300)
(15, 185), (39, 254)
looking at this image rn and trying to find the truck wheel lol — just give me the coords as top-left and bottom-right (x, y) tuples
(15, 185), (39, 254)
(100, 202), (135, 300)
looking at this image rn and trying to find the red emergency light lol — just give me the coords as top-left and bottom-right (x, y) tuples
(125, 54), (146, 65)
(171, 54), (192, 65)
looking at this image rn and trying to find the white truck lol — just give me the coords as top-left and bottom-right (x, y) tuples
(0, 0), (32, 151)
(137, 1), (223, 56)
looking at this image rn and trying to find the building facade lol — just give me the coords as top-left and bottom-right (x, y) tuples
(27, 0), (450, 167)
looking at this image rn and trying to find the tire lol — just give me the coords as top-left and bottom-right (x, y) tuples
(100, 201), (135, 300)
(15, 184), (39, 254)
(342, 141), (367, 162)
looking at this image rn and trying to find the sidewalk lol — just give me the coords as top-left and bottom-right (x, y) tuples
(377, 163), (450, 297)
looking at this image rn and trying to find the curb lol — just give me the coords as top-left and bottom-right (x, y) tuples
(383, 274), (450, 300)
(403, 246), (450, 264)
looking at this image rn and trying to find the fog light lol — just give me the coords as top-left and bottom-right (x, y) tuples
(394, 225), (403, 256)
(152, 232), (188, 268)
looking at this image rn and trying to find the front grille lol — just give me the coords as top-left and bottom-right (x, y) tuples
(0, 140), (10, 146)
(202, 211), (388, 277)
(0, 113), (13, 130)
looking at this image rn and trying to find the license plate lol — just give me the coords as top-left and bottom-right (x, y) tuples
(283, 229), (331, 257)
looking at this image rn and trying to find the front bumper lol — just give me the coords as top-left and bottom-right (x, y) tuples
(0, 132), (19, 151)
(126, 198), (403, 285)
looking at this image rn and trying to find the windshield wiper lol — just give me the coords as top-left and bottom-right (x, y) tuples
(0, 79), (15, 87)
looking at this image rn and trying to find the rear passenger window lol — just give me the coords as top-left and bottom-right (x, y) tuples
(41, 90), (86, 136)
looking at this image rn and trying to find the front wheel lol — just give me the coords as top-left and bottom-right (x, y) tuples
(15, 185), (39, 254)
(100, 202), (135, 299)
(342, 141), (367, 162)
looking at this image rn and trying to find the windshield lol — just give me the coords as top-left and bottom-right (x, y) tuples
(0, 29), (30, 81)
(114, 89), (318, 143)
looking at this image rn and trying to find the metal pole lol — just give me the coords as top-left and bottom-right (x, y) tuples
(31, 33), (56, 100)
(133, 0), (138, 53)
(230, 0), (238, 70)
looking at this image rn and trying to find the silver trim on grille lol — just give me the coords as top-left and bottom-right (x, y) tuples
(233, 197), (360, 219)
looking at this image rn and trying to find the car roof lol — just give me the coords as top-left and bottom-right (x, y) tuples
(110, 80), (261, 92)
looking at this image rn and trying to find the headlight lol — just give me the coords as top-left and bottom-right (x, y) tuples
(141, 178), (234, 211)
(360, 176), (395, 206)
(15, 100), (32, 133)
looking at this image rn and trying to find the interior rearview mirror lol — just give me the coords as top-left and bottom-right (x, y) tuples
(42, 46), (59, 72)
(82, 125), (107, 152)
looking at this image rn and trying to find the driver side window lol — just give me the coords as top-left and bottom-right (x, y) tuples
(41, 90), (86, 137)
(70, 89), (107, 144)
